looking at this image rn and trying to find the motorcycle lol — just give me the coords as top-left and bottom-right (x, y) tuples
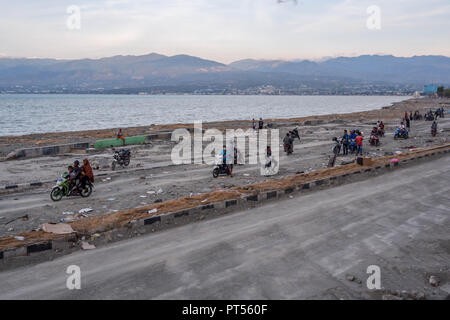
(212, 155), (232, 178)
(394, 128), (409, 139)
(369, 134), (380, 146)
(50, 172), (93, 201)
(111, 148), (131, 170)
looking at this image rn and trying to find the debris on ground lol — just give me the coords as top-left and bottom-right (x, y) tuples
(147, 208), (158, 214)
(79, 208), (93, 214)
(13, 236), (25, 241)
(429, 275), (440, 287)
(81, 241), (96, 250)
(42, 223), (74, 234)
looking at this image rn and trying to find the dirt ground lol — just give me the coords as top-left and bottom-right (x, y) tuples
(0, 97), (449, 238)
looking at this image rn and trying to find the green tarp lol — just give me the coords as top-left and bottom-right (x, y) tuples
(94, 136), (147, 149)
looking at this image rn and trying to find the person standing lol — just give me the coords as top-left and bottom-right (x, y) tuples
(355, 132), (363, 156)
(116, 128), (126, 146)
(258, 118), (264, 130)
(252, 118), (256, 131)
(341, 130), (349, 155)
(405, 117), (410, 130)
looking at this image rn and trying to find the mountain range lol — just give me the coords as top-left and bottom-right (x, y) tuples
(1, 53), (449, 93)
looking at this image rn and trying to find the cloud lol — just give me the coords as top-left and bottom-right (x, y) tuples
(0, 0), (449, 62)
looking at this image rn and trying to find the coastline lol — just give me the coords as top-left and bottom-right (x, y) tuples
(0, 96), (447, 155)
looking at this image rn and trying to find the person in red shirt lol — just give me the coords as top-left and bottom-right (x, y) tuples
(355, 131), (363, 156)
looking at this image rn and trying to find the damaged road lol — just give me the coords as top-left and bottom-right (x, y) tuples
(0, 154), (448, 299)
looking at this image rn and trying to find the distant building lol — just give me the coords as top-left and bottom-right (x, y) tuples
(424, 85), (438, 93)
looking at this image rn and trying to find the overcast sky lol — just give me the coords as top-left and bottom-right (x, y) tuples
(1, 0), (449, 63)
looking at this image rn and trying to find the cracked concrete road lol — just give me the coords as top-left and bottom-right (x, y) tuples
(0, 155), (449, 299)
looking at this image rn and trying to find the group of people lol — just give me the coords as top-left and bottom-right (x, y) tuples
(424, 107), (445, 121)
(340, 129), (365, 156)
(66, 158), (95, 194)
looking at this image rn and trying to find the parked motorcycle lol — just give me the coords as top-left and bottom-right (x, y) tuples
(394, 128), (409, 139)
(50, 172), (93, 201)
(111, 148), (131, 170)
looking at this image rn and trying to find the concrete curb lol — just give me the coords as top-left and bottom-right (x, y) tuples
(1, 146), (449, 270)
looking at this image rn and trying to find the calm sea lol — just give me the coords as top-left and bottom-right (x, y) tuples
(0, 94), (408, 136)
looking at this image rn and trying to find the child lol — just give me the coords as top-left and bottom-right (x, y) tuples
(355, 132), (363, 156)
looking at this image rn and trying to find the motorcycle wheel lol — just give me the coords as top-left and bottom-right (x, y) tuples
(111, 161), (116, 171)
(212, 168), (219, 178)
(50, 187), (63, 202)
(80, 185), (92, 198)
(124, 158), (130, 166)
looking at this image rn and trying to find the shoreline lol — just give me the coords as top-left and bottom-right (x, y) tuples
(0, 97), (447, 155)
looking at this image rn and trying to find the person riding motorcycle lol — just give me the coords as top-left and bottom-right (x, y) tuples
(220, 145), (233, 177)
(80, 158), (94, 189)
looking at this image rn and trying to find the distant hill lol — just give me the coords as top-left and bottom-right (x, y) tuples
(0, 53), (449, 92)
(229, 55), (450, 85)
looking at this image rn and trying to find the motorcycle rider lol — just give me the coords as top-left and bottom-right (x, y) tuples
(220, 145), (233, 177)
(67, 165), (78, 194)
(370, 127), (379, 145)
(80, 158), (94, 189)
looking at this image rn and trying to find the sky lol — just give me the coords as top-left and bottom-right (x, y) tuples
(0, 0), (449, 63)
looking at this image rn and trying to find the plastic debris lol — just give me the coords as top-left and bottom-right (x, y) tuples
(81, 241), (96, 250)
(146, 191), (156, 194)
(140, 195), (147, 198)
(390, 158), (399, 163)
(147, 208), (158, 214)
(156, 188), (164, 194)
(62, 211), (74, 215)
(107, 198), (116, 201)
(243, 173), (250, 176)
(79, 208), (93, 213)
(13, 236), (25, 241)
